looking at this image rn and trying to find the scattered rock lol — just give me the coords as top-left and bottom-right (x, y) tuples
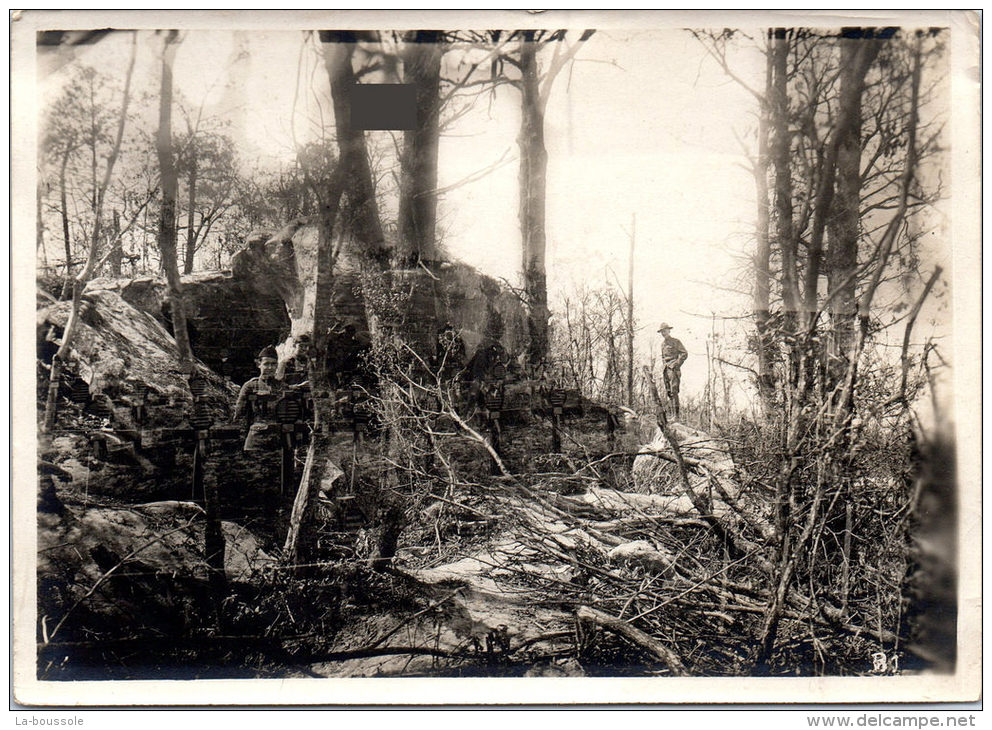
(38, 501), (274, 640)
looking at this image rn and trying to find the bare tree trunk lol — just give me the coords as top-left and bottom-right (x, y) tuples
(141, 195), (149, 273)
(58, 145), (74, 300)
(825, 37), (878, 429)
(801, 38), (880, 319)
(605, 304), (617, 402)
(37, 180), (48, 269)
(828, 38), (924, 430)
(398, 30), (443, 267)
(770, 30), (800, 322)
(43, 34), (137, 432)
(183, 156), (198, 274)
(518, 33), (550, 366)
(155, 30), (193, 366)
(155, 30), (226, 596)
(626, 213), (635, 409)
(108, 208), (122, 276)
(89, 80), (98, 216)
(753, 44), (776, 412)
(282, 34), (353, 566)
(767, 30), (802, 546)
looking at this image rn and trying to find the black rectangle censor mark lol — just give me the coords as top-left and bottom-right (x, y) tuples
(350, 84), (416, 130)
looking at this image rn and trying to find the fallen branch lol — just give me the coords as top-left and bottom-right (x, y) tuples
(367, 590), (460, 650)
(426, 492), (494, 520)
(587, 515), (710, 531)
(40, 636), (478, 663)
(576, 605), (688, 676)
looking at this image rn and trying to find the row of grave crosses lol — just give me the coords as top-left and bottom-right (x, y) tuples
(63, 358), (616, 496)
(475, 360), (618, 474)
(65, 371), (376, 495)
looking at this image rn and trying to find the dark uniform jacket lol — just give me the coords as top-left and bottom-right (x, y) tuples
(662, 336), (688, 369)
(234, 377), (286, 451)
(234, 377), (286, 424)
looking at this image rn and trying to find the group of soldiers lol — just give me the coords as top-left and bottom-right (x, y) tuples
(231, 320), (689, 443)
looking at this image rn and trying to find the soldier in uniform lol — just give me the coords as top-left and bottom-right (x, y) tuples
(657, 322), (688, 418)
(234, 345), (286, 451)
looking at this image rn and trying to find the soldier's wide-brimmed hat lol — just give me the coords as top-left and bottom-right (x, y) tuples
(657, 322), (673, 332)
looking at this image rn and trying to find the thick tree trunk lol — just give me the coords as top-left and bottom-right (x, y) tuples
(398, 30), (443, 267)
(155, 31), (193, 366)
(518, 34), (550, 366)
(319, 30), (387, 262)
(825, 37), (868, 418)
(183, 159), (198, 274)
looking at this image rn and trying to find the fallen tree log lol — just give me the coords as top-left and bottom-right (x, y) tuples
(607, 540), (676, 576)
(576, 605), (688, 676)
(587, 515), (710, 531)
(579, 485), (728, 516)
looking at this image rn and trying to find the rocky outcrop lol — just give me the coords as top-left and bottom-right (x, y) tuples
(93, 272), (290, 385)
(435, 260), (526, 359)
(38, 287), (235, 429)
(84, 225), (528, 384)
(230, 222), (527, 364)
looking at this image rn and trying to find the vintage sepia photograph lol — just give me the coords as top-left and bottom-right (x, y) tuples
(11, 9), (981, 706)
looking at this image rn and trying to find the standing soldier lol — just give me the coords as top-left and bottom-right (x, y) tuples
(657, 323), (688, 419)
(234, 345), (285, 451)
(230, 344), (293, 528)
